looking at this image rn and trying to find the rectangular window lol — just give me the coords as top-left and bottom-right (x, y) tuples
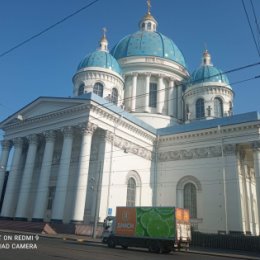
(149, 83), (157, 108)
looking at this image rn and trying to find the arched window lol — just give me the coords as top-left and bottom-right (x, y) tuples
(126, 178), (136, 206)
(147, 22), (152, 30)
(214, 97), (223, 118)
(111, 88), (118, 105)
(184, 183), (197, 218)
(196, 98), (205, 119)
(78, 84), (84, 96)
(93, 83), (104, 97)
(149, 83), (157, 108)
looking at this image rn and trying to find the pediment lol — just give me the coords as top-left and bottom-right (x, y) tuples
(0, 96), (86, 126)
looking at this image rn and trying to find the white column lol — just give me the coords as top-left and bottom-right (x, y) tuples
(71, 123), (96, 223)
(177, 85), (183, 120)
(97, 130), (113, 220)
(131, 73), (138, 112)
(15, 134), (39, 219)
(1, 137), (24, 217)
(32, 130), (56, 220)
(144, 73), (151, 112)
(51, 127), (74, 222)
(168, 79), (174, 116)
(173, 82), (178, 118)
(252, 143), (260, 235)
(246, 170), (253, 233)
(156, 75), (163, 114)
(0, 140), (12, 199)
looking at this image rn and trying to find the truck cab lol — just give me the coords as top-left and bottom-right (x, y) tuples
(102, 216), (116, 243)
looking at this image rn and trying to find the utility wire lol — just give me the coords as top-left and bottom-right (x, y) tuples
(0, 0), (100, 59)
(250, 0), (260, 50)
(242, 0), (260, 56)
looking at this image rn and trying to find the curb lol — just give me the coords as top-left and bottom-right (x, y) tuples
(0, 229), (259, 259)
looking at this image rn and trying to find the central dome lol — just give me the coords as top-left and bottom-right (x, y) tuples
(111, 31), (187, 68)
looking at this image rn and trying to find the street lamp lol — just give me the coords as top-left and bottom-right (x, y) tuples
(106, 114), (124, 218)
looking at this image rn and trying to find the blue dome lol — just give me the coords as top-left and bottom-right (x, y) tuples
(111, 31), (187, 68)
(77, 50), (122, 75)
(191, 65), (229, 85)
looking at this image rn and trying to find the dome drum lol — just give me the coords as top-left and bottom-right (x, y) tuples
(118, 56), (189, 80)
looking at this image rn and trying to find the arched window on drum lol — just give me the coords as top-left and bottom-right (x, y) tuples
(111, 88), (118, 105)
(93, 82), (104, 97)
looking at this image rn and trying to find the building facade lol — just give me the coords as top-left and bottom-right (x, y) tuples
(0, 2), (260, 235)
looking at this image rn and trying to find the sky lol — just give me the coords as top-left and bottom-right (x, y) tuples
(0, 0), (260, 139)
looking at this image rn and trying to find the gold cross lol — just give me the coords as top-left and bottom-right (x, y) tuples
(102, 27), (107, 37)
(147, 0), (151, 14)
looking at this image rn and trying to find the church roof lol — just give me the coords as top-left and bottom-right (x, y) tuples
(190, 50), (230, 86)
(77, 50), (122, 75)
(111, 31), (186, 68)
(158, 111), (260, 136)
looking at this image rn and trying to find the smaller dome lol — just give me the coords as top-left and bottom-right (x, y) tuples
(77, 29), (122, 75)
(190, 50), (229, 85)
(77, 50), (122, 75)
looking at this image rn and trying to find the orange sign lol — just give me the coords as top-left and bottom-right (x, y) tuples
(176, 208), (183, 221)
(115, 207), (136, 236)
(183, 209), (190, 223)
(176, 208), (190, 223)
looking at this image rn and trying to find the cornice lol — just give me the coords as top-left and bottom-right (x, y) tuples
(73, 69), (124, 86)
(105, 132), (153, 161)
(159, 144), (237, 162)
(184, 85), (233, 98)
(159, 123), (260, 144)
(90, 104), (156, 142)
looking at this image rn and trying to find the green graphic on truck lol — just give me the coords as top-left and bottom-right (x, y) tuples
(135, 207), (175, 238)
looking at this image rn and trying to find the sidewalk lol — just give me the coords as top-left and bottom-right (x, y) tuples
(0, 229), (259, 259)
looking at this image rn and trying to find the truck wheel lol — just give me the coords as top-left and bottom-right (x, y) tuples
(148, 242), (160, 253)
(108, 238), (116, 248)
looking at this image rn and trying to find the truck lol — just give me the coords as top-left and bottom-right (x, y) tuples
(102, 206), (191, 254)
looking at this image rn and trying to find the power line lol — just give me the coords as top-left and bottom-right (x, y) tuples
(241, 0), (260, 56)
(0, 0), (100, 59)
(250, 0), (260, 50)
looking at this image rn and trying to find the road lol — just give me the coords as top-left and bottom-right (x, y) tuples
(0, 235), (253, 260)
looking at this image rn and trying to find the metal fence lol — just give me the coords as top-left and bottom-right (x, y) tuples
(191, 232), (260, 252)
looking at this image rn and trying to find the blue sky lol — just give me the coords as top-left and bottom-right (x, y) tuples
(0, 0), (260, 136)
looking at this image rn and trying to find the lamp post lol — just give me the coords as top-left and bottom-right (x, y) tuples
(93, 163), (102, 238)
(106, 114), (123, 217)
(218, 125), (228, 234)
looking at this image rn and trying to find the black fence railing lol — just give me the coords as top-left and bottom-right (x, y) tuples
(191, 232), (260, 252)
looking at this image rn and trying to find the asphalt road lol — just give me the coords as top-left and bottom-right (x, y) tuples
(0, 235), (252, 260)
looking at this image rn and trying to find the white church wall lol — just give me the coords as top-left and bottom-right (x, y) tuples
(98, 149), (153, 221)
(157, 156), (228, 233)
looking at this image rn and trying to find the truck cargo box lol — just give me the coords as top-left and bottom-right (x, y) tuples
(102, 206), (191, 253)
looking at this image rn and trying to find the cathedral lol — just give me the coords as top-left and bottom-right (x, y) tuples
(0, 1), (259, 235)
